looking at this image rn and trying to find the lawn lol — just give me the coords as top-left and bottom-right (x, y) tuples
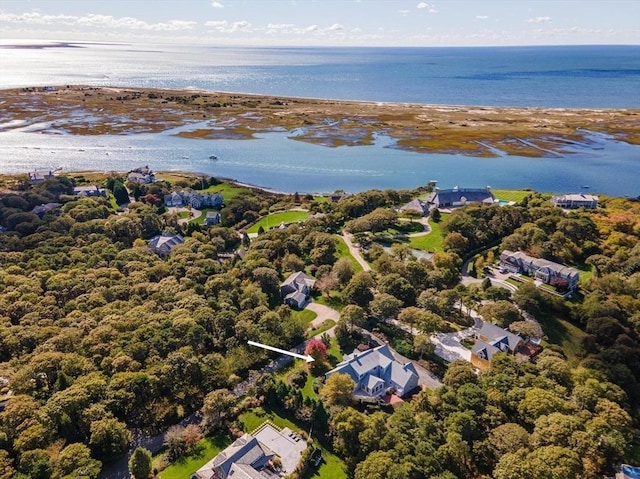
(200, 181), (248, 201)
(541, 315), (586, 364)
(306, 319), (336, 339)
(334, 235), (364, 272)
(291, 308), (318, 328)
(246, 210), (310, 233)
(408, 214), (449, 252)
(238, 407), (302, 434)
(491, 189), (533, 203)
(190, 207), (220, 225)
(156, 434), (232, 479)
(239, 407), (347, 479)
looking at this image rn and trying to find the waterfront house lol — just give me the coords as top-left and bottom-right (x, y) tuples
(325, 344), (419, 398)
(28, 170), (55, 184)
(426, 186), (495, 209)
(399, 198), (430, 216)
(127, 166), (156, 184)
(280, 271), (316, 309)
(500, 250), (579, 292)
(73, 185), (105, 197)
(552, 193), (599, 209)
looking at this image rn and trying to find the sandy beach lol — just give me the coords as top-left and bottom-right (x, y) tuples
(1, 85), (639, 158)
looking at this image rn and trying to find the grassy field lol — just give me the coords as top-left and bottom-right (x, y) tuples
(334, 235), (364, 272)
(239, 407), (347, 479)
(306, 319), (336, 339)
(291, 308), (318, 328)
(541, 315), (587, 364)
(246, 210), (310, 233)
(201, 182), (249, 201)
(408, 214), (449, 252)
(491, 189), (534, 203)
(156, 434), (232, 479)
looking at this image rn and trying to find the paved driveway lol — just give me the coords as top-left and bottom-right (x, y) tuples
(431, 328), (475, 363)
(305, 302), (340, 328)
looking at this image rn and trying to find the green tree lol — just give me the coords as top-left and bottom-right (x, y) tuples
(56, 443), (101, 479)
(333, 257), (355, 285)
(343, 271), (375, 307)
(202, 388), (236, 431)
(89, 417), (131, 462)
(128, 447), (152, 479)
(320, 372), (356, 408)
(340, 304), (367, 329)
(111, 180), (130, 206)
(369, 293), (402, 322)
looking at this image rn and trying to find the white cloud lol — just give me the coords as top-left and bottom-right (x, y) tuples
(0, 11), (196, 31)
(476, 15), (489, 20)
(205, 19), (252, 33)
(329, 23), (343, 31)
(211, 1), (224, 8)
(417, 3), (437, 13)
(527, 16), (552, 23)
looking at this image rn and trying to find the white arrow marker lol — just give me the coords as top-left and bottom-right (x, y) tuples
(247, 340), (314, 363)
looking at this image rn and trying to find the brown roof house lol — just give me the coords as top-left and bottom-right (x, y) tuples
(280, 271), (315, 309)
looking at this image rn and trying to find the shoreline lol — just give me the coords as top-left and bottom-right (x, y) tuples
(1, 85), (638, 160)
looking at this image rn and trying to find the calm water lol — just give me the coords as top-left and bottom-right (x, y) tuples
(1, 42), (639, 195)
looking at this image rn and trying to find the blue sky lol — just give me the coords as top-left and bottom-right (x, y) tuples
(1, 0), (638, 46)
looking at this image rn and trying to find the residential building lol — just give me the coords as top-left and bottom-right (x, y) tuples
(325, 344), (419, 398)
(204, 211), (221, 226)
(552, 193), (599, 209)
(280, 271), (316, 309)
(73, 185), (105, 197)
(399, 198), (430, 216)
(192, 423), (306, 479)
(163, 189), (224, 209)
(28, 170), (55, 184)
(149, 233), (184, 257)
(471, 322), (539, 369)
(127, 166), (156, 184)
(30, 203), (62, 217)
(500, 250), (580, 292)
(426, 186), (495, 208)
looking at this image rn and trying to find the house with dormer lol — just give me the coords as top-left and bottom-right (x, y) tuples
(325, 344), (419, 398)
(280, 271), (316, 309)
(192, 423), (306, 479)
(499, 250), (579, 292)
(471, 322), (525, 369)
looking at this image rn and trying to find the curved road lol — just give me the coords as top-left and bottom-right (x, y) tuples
(340, 233), (371, 271)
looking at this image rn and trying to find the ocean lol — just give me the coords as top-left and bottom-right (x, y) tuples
(1, 41), (639, 195)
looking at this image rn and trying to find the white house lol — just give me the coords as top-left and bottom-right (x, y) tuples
(325, 344), (419, 398)
(280, 271), (316, 309)
(552, 193), (599, 209)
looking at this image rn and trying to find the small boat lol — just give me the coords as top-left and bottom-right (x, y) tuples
(209, 155), (218, 160)
(181, 155), (189, 159)
(581, 185), (590, 189)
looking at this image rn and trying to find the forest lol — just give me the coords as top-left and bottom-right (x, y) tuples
(0, 172), (638, 479)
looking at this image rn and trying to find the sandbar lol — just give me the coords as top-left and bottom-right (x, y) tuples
(0, 85), (638, 158)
